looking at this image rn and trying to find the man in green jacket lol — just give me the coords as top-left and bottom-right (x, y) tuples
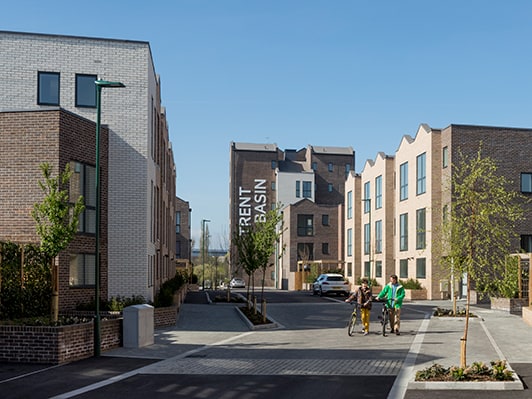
(377, 274), (405, 335)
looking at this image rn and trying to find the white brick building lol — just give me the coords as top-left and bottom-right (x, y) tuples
(0, 31), (176, 304)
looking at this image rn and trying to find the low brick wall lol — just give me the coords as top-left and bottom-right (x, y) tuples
(0, 318), (121, 364)
(154, 284), (188, 328)
(404, 289), (427, 302)
(490, 297), (528, 315)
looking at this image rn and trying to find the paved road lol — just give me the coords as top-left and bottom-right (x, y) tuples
(0, 289), (531, 399)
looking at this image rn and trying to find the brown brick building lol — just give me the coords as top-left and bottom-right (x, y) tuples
(0, 109), (109, 310)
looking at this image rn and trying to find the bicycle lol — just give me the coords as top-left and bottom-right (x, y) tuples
(375, 298), (392, 336)
(347, 301), (361, 336)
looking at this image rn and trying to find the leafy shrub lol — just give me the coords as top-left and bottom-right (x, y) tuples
(400, 278), (423, 289)
(415, 360), (514, 381)
(153, 272), (186, 307)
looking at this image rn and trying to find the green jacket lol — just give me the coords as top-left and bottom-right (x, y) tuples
(377, 282), (405, 309)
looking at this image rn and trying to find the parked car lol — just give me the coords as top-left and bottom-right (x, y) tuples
(229, 277), (246, 288)
(312, 273), (350, 296)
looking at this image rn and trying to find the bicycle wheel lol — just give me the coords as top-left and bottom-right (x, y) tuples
(347, 312), (358, 336)
(381, 307), (388, 336)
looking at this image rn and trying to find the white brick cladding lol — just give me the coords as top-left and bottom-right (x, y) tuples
(0, 31), (175, 302)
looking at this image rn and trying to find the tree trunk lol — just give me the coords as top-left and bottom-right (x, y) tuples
(51, 257), (59, 322)
(461, 274), (471, 368)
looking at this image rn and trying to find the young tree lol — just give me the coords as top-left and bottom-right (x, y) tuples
(32, 163), (84, 321)
(233, 206), (284, 301)
(439, 147), (525, 368)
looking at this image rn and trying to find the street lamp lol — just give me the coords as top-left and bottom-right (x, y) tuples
(201, 219), (210, 290)
(362, 198), (372, 289)
(94, 79), (125, 357)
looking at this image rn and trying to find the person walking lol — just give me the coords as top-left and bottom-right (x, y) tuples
(377, 274), (405, 335)
(345, 278), (372, 335)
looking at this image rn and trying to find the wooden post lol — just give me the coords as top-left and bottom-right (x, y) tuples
(262, 299), (267, 323)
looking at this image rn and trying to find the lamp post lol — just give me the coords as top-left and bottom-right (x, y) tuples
(201, 219), (210, 290)
(362, 198), (372, 289)
(94, 79), (124, 357)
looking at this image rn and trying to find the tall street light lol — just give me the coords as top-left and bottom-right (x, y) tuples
(94, 79), (125, 357)
(201, 219), (210, 290)
(362, 198), (372, 289)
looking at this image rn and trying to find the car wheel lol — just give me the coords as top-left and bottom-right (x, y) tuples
(318, 288), (324, 297)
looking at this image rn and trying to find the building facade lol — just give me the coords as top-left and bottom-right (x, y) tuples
(230, 142), (354, 290)
(175, 196), (192, 273)
(0, 31), (177, 306)
(0, 109), (109, 310)
(344, 123), (532, 300)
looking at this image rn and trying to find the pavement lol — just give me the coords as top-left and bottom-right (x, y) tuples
(1, 290), (531, 399)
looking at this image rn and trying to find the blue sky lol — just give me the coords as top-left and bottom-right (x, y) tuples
(3, 1), (532, 247)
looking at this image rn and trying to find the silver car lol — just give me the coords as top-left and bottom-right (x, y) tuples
(312, 273), (350, 296)
(229, 277), (246, 288)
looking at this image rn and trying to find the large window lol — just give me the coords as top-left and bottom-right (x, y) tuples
(375, 175), (382, 209)
(375, 220), (382, 253)
(399, 259), (408, 279)
(69, 253), (95, 286)
(297, 243), (314, 261)
(345, 163), (351, 177)
(364, 261), (371, 278)
(364, 223), (370, 255)
(71, 162), (96, 234)
(322, 243), (329, 255)
(302, 181), (312, 198)
(416, 153), (426, 195)
(347, 190), (353, 219)
(347, 228), (353, 256)
(416, 208), (426, 249)
(75, 74), (97, 107)
(521, 173), (532, 193)
(322, 214), (329, 226)
(400, 213), (408, 251)
(400, 162), (408, 201)
(363, 181), (371, 213)
(38, 71), (60, 105)
(328, 162), (334, 172)
(416, 258), (426, 279)
(175, 211), (181, 234)
(297, 214), (314, 236)
(295, 181), (301, 198)
(375, 260), (382, 278)
(442, 146), (449, 168)
(521, 235), (532, 252)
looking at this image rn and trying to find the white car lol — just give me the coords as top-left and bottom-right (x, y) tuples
(229, 277), (246, 288)
(312, 273), (350, 296)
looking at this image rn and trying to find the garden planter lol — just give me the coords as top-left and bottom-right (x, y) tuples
(404, 288), (427, 302)
(490, 297), (528, 315)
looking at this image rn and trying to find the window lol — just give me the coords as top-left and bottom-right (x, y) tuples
(75, 74), (97, 107)
(416, 258), (426, 279)
(521, 235), (532, 252)
(375, 220), (382, 253)
(416, 153), (426, 195)
(69, 253), (95, 286)
(297, 243), (314, 260)
(400, 162), (408, 200)
(327, 183), (333, 192)
(295, 181), (301, 198)
(364, 223), (370, 255)
(363, 181), (371, 213)
(521, 173), (532, 193)
(375, 175), (382, 209)
(400, 259), (408, 279)
(364, 261), (371, 278)
(322, 243), (329, 255)
(311, 162), (317, 171)
(347, 262), (353, 277)
(38, 71), (60, 105)
(302, 181), (312, 198)
(416, 208), (426, 249)
(176, 241), (181, 258)
(271, 160), (277, 169)
(322, 214), (329, 226)
(297, 214), (314, 236)
(347, 191), (353, 219)
(375, 260), (382, 278)
(328, 162), (333, 172)
(176, 211), (181, 234)
(347, 228), (353, 256)
(400, 213), (408, 251)
(345, 163), (351, 177)
(271, 181), (276, 191)
(71, 162), (96, 234)
(442, 146), (449, 168)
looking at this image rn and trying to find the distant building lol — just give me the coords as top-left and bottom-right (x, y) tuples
(0, 31), (177, 308)
(175, 196), (192, 272)
(230, 142), (355, 290)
